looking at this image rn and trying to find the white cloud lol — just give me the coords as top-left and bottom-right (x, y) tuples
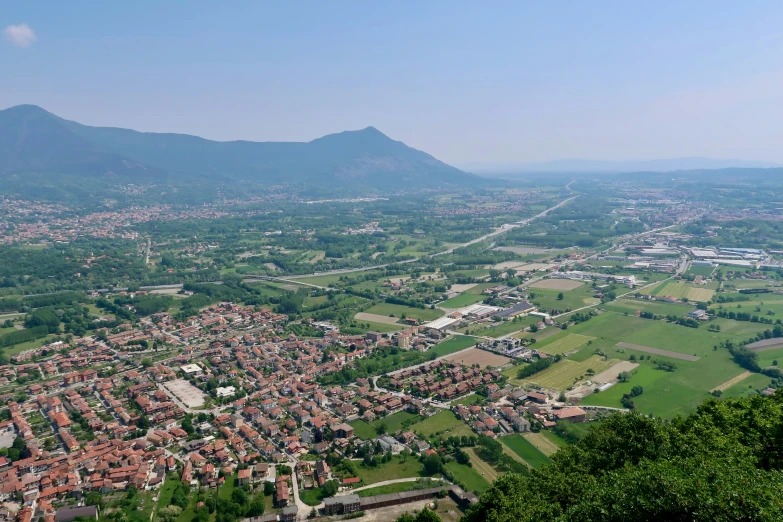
(3, 23), (37, 48)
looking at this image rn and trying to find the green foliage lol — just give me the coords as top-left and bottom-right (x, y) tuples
(463, 391), (783, 522)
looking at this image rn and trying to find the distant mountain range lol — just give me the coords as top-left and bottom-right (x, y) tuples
(463, 157), (782, 175)
(0, 105), (479, 197)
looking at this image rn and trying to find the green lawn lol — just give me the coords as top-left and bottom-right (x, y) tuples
(430, 335), (478, 357)
(154, 477), (179, 521)
(537, 333), (595, 355)
(440, 293), (487, 308)
(500, 435), (552, 469)
(218, 472), (237, 502)
(299, 487), (328, 506)
(374, 411), (420, 433)
(363, 303), (444, 322)
(685, 265), (716, 277)
(452, 394), (482, 406)
(602, 298), (695, 317)
(349, 420), (377, 440)
(348, 320), (403, 333)
(444, 461), (490, 493)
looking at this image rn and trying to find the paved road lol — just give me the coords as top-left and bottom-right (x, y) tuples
(274, 195), (579, 282)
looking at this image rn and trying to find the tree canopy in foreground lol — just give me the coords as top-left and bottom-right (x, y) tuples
(463, 391), (783, 522)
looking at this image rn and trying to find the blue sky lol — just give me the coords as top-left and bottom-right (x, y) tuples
(1, 1), (782, 165)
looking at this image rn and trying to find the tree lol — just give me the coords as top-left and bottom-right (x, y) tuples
(462, 392), (783, 522)
(322, 479), (339, 497)
(422, 453), (443, 475)
(455, 449), (471, 465)
(158, 506), (182, 522)
(263, 481), (275, 496)
(630, 385), (644, 397)
(376, 422), (387, 435)
(246, 495), (265, 517)
(557, 292), (564, 301)
(617, 371), (630, 382)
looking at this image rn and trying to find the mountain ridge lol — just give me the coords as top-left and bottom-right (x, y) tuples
(0, 104), (478, 192)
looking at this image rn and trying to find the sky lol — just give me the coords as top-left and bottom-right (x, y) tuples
(1, 1), (782, 166)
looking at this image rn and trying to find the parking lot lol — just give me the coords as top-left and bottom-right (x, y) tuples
(164, 379), (206, 408)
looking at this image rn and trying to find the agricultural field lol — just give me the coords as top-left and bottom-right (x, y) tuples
(429, 335), (478, 357)
(526, 285), (601, 312)
(513, 355), (615, 390)
(521, 432), (562, 457)
(442, 347), (512, 368)
(602, 298), (695, 317)
(500, 435), (552, 469)
(536, 333), (595, 355)
(652, 281), (715, 302)
(362, 303), (444, 322)
(464, 447), (500, 481)
(351, 411), (420, 438)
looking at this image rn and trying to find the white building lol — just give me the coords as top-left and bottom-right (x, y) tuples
(216, 386), (236, 398)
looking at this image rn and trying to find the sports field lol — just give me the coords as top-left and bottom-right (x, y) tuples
(652, 281), (714, 302)
(537, 333), (595, 355)
(516, 355), (615, 390)
(443, 347), (512, 368)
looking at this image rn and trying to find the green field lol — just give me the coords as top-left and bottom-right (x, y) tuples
(373, 411), (420, 433)
(440, 293), (487, 308)
(430, 335), (478, 357)
(349, 320), (403, 333)
(500, 435), (552, 469)
(363, 303), (444, 322)
(537, 333), (595, 355)
(444, 461), (490, 493)
(349, 420), (377, 440)
(410, 411), (471, 438)
(452, 394), (482, 406)
(527, 286), (601, 312)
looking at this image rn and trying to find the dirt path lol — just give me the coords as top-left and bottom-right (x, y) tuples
(522, 432), (560, 457)
(711, 371), (753, 392)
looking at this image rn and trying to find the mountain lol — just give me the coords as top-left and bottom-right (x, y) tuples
(0, 105), (478, 196)
(464, 157), (782, 176)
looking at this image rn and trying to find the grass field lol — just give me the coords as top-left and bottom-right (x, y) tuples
(374, 411), (420, 433)
(452, 394), (482, 406)
(541, 430), (569, 450)
(602, 298), (694, 317)
(652, 281), (715, 302)
(537, 333), (595, 355)
(355, 457), (425, 485)
(430, 335), (478, 357)
(513, 355), (615, 390)
(410, 411), (471, 439)
(444, 461), (490, 493)
(500, 435), (552, 469)
(350, 320), (403, 333)
(440, 293), (487, 308)
(349, 420), (377, 440)
(363, 303), (444, 322)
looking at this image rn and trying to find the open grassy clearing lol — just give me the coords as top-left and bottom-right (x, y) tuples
(363, 303), (444, 322)
(374, 411), (420, 433)
(355, 458), (425, 485)
(348, 320), (402, 334)
(410, 411), (471, 439)
(354, 312), (401, 325)
(349, 419), (377, 440)
(720, 372), (774, 399)
(541, 430), (569, 450)
(513, 355), (615, 390)
(538, 333), (595, 355)
(500, 435), (552, 469)
(602, 298), (695, 317)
